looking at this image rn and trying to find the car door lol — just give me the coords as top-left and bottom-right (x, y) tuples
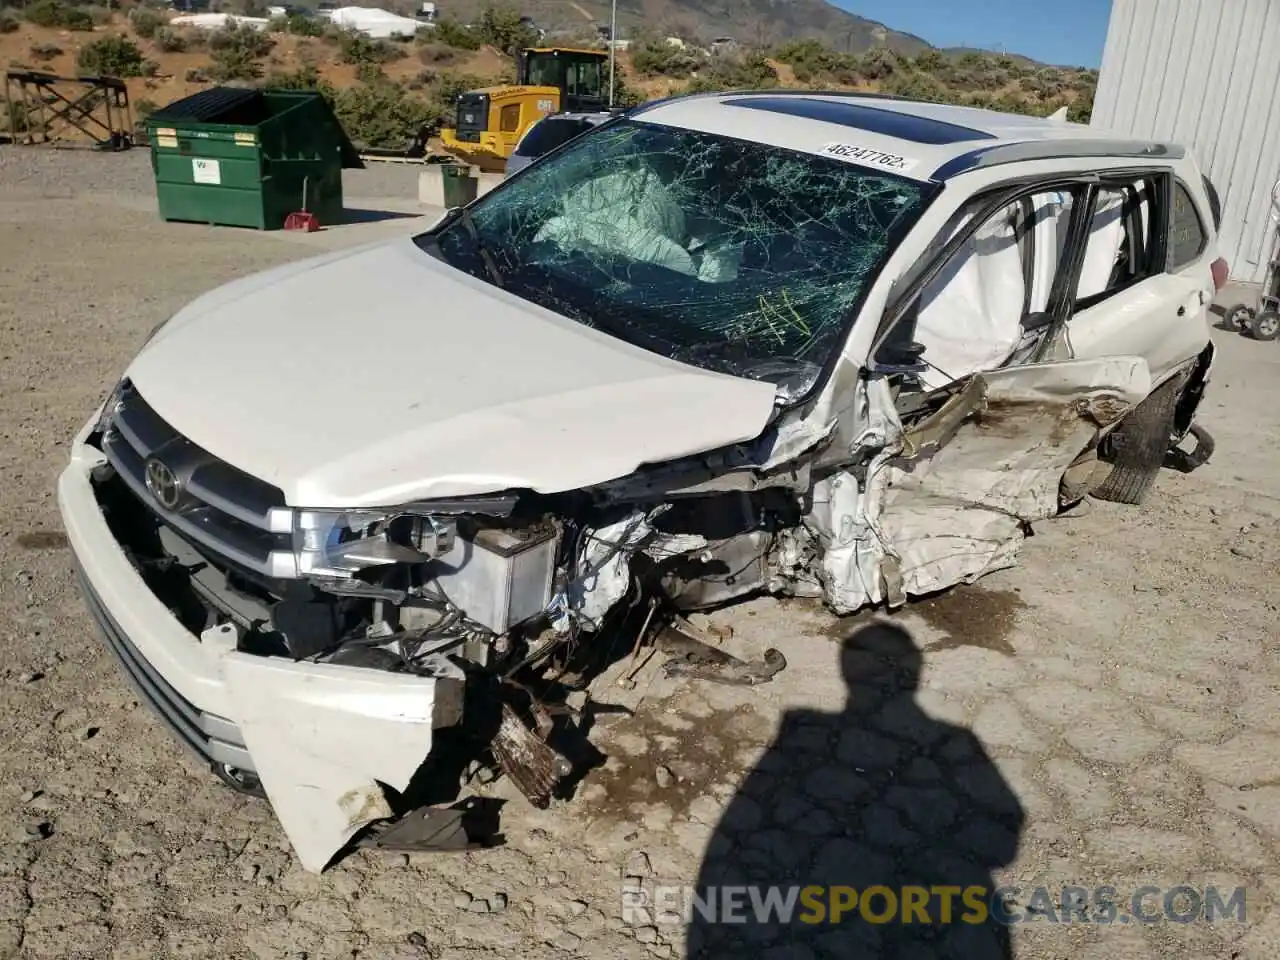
(1061, 174), (1215, 387)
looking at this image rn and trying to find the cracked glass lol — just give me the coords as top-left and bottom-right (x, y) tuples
(416, 120), (931, 399)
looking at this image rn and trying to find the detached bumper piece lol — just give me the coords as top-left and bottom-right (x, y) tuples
(360, 797), (504, 854)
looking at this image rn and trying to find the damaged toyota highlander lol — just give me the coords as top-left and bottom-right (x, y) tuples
(59, 92), (1222, 871)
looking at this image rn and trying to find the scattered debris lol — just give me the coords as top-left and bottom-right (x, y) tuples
(17, 530), (68, 549)
(657, 623), (787, 686)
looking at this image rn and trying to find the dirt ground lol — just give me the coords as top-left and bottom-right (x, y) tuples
(2, 147), (1280, 960)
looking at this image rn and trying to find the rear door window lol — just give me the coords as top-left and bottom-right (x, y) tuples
(1075, 178), (1159, 306)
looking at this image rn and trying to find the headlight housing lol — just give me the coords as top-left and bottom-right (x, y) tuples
(94, 379), (126, 435)
(290, 509), (458, 578)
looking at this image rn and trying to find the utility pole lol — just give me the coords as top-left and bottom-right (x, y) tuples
(609, 0), (617, 107)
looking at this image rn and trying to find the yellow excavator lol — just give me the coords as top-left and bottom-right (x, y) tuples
(440, 47), (609, 171)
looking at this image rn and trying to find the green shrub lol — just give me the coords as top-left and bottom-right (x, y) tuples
(24, 0), (94, 30)
(425, 70), (485, 109)
(701, 52), (776, 90)
(208, 46), (262, 80)
(417, 42), (459, 66)
(203, 24), (274, 81)
(129, 7), (165, 40)
(881, 69), (950, 103)
(24, 0), (61, 26)
(275, 12), (324, 37)
(135, 97), (158, 118)
(29, 42), (62, 61)
(332, 77), (443, 149)
(265, 64), (335, 96)
(209, 22), (274, 58)
(152, 26), (186, 53)
(334, 27), (403, 65)
(474, 4), (536, 53)
(77, 36), (152, 77)
(854, 48), (900, 80)
(607, 71), (645, 108)
(771, 39), (854, 84)
(184, 66), (211, 82)
(1067, 89), (1094, 123)
(630, 38), (700, 78)
(431, 17), (479, 50)
(0, 12), (18, 34)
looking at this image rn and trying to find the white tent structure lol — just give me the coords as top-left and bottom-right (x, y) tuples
(170, 12), (269, 30)
(322, 6), (423, 39)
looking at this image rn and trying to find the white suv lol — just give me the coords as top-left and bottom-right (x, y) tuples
(59, 91), (1223, 871)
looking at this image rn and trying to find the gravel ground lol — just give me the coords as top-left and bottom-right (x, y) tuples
(3, 147), (1280, 960)
(0, 148), (426, 204)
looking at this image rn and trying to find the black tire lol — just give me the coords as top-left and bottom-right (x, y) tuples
(1249, 309), (1280, 341)
(1223, 303), (1255, 330)
(1091, 375), (1182, 506)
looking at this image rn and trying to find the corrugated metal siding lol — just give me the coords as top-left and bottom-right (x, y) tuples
(1093, 0), (1280, 283)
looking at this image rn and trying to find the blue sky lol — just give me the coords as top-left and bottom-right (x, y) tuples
(834, 0), (1113, 67)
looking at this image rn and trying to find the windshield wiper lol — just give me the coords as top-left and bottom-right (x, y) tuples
(450, 206), (506, 289)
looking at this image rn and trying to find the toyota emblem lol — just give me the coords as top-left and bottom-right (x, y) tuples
(144, 457), (182, 511)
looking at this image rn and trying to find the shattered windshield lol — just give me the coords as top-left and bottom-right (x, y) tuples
(415, 120), (930, 399)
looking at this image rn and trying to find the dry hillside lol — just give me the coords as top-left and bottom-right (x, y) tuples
(0, 1), (1097, 151)
(431, 0), (932, 54)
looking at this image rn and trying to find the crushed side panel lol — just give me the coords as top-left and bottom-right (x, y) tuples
(794, 357), (1150, 613)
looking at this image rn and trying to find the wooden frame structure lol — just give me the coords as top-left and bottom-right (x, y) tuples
(3, 70), (134, 150)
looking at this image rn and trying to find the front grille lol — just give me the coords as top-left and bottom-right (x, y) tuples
(101, 381), (299, 578)
(455, 93), (489, 143)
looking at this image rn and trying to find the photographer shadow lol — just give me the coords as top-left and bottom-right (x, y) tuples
(687, 621), (1024, 959)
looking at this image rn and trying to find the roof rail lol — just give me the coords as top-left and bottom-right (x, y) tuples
(625, 88), (920, 118)
(933, 139), (1185, 180)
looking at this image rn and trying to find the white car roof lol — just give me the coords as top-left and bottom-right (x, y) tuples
(628, 92), (1184, 183)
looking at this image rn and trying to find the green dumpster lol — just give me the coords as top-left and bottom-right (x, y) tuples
(441, 163), (479, 207)
(146, 87), (363, 230)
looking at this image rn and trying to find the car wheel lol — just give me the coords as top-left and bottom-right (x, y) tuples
(1091, 375), (1183, 506)
(1223, 302), (1255, 330)
(1248, 309), (1280, 341)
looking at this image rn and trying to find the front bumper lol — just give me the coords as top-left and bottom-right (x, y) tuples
(72, 557), (255, 773)
(58, 421), (466, 870)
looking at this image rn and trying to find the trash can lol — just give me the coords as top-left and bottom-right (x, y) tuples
(146, 87), (364, 230)
(440, 163), (479, 207)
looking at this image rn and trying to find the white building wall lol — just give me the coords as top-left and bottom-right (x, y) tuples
(1093, 0), (1280, 283)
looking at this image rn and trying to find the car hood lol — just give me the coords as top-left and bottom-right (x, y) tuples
(126, 237), (778, 508)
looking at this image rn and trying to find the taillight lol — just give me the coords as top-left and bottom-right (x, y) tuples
(1211, 257), (1230, 291)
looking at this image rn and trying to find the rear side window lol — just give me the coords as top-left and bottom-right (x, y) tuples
(1170, 180), (1207, 268)
(515, 118), (592, 159)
